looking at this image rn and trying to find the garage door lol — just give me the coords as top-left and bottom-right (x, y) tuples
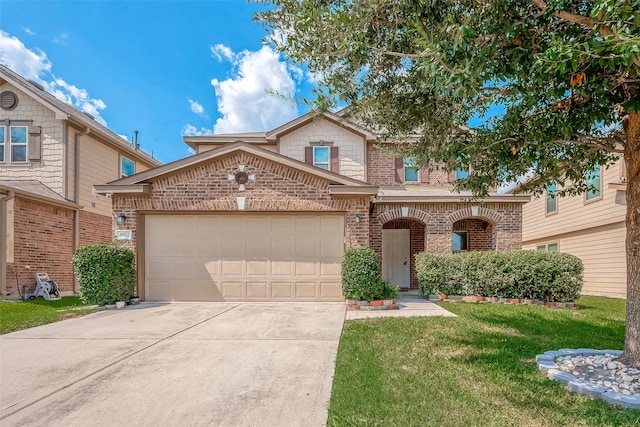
(144, 214), (344, 301)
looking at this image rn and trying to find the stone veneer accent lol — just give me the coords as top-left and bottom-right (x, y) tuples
(0, 83), (65, 196)
(112, 151), (370, 261)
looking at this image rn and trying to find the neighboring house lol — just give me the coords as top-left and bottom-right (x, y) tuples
(96, 110), (529, 302)
(513, 158), (627, 298)
(0, 65), (161, 298)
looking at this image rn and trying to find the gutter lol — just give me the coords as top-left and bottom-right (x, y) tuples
(73, 126), (90, 295)
(0, 191), (15, 297)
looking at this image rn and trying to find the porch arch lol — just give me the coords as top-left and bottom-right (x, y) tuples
(446, 206), (502, 225)
(378, 207), (431, 225)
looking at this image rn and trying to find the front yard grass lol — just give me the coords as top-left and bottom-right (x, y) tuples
(328, 296), (640, 426)
(0, 297), (94, 334)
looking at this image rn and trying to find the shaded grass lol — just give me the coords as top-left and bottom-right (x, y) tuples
(0, 297), (94, 334)
(328, 296), (639, 426)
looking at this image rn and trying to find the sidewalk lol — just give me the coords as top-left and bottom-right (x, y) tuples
(345, 291), (457, 320)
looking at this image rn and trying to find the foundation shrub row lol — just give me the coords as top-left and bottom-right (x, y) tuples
(416, 250), (583, 302)
(341, 248), (400, 302)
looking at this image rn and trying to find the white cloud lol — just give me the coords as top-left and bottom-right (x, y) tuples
(210, 45), (299, 133)
(181, 124), (213, 136)
(0, 30), (108, 125)
(24, 28), (36, 36)
(53, 33), (68, 45)
(211, 44), (234, 62)
(188, 98), (205, 115)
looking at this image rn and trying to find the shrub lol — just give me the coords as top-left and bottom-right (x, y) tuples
(416, 250), (583, 302)
(72, 244), (136, 305)
(341, 248), (384, 301)
(380, 281), (401, 300)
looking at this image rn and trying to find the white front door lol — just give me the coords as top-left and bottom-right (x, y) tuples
(382, 229), (410, 288)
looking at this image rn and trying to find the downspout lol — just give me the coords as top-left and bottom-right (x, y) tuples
(0, 191), (15, 297)
(72, 127), (90, 294)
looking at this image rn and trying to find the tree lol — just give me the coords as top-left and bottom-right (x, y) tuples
(257, 0), (640, 366)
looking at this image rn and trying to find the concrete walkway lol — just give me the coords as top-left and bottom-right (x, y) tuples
(345, 291), (457, 320)
(0, 302), (345, 427)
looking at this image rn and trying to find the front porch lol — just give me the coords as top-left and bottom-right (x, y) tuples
(370, 202), (524, 289)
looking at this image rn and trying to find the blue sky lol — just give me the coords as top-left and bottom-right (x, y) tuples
(0, 0), (314, 163)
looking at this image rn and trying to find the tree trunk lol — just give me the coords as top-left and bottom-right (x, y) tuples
(619, 110), (640, 368)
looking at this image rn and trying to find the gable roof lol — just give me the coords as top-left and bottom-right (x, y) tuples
(94, 141), (378, 196)
(0, 65), (161, 167)
(0, 180), (79, 209)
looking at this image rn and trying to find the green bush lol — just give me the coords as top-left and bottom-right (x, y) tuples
(341, 248), (384, 302)
(380, 281), (401, 300)
(72, 244), (136, 305)
(416, 250), (583, 302)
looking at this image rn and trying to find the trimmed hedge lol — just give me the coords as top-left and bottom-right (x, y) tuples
(341, 248), (400, 302)
(72, 244), (136, 305)
(416, 250), (583, 302)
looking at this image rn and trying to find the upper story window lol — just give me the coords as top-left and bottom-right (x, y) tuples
(403, 157), (419, 182)
(0, 125), (28, 163)
(121, 156), (135, 177)
(313, 146), (330, 170)
(585, 164), (602, 201)
(546, 182), (557, 215)
(455, 168), (469, 180)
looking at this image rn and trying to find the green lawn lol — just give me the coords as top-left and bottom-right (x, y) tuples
(0, 297), (94, 334)
(328, 296), (640, 426)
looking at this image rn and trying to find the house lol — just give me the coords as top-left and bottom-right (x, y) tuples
(95, 110), (529, 302)
(0, 65), (161, 298)
(514, 158), (627, 298)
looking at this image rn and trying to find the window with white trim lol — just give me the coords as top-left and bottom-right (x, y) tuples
(452, 231), (468, 252)
(313, 146), (330, 170)
(546, 182), (557, 214)
(585, 164), (602, 201)
(10, 126), (27, 162)
(121, 156), (135, 177)
(403, 157), (419, 182)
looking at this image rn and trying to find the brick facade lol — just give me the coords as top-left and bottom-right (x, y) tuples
(453, 219), (494, 251)
(6, 197), (75, 295)
(111, 152), (371, 289)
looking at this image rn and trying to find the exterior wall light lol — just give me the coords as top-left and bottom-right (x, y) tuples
(117, 213), (127, 224)
(354, 214), (361, 223)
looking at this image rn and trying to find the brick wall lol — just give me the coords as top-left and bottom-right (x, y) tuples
(111, 152), (371, 284)
(453, 219), (494, 251)
(79, 210), (112, 247)
(366, 143), (453, 187)
(6, 197), (75, 296)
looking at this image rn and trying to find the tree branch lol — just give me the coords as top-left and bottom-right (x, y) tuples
(532, 0), (614, 36)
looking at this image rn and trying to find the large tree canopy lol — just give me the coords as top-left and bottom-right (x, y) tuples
(257, 0), (640, 365)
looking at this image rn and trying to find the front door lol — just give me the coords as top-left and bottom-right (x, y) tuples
(382, 229), (410, 288)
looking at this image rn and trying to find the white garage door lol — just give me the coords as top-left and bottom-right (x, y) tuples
(144, 214), (345, 301)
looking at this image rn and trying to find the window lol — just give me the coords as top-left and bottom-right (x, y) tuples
(9, 126), (27, 162)
(403, 157), (419, 182)
(536, 243), (559, 252)
(121, 156), (135, 177)
(586, 164), (602, 201)
(0, 126), (4, 163)
(546, 182), (557, 214)
(455, 168), (469, 180)
(313, 146), (329, 170)
(452, 231), (468, 252)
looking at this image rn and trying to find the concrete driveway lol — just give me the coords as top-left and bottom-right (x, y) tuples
(0, 302), (345, 427)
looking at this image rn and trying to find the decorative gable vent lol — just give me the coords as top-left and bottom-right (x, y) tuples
(0, 91), (18, 111)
